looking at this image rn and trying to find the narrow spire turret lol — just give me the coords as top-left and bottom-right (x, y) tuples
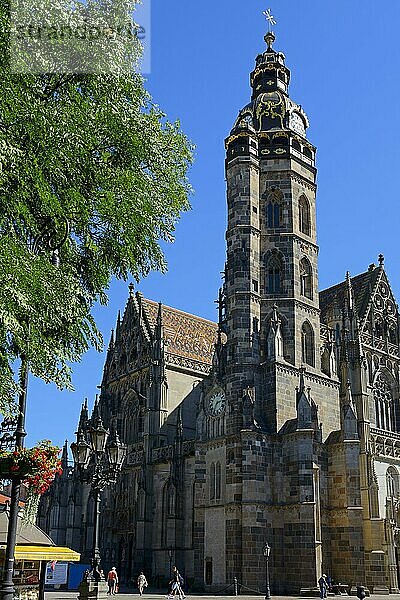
(108, 329), (115, 350)
(61, 439), (69, 472)
(78, 398), (89, 431)
(297, 369), (312, 429)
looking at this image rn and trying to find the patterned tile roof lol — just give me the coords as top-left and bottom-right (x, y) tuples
(142, 298), (221, 366)
(319, 266), (381, 322)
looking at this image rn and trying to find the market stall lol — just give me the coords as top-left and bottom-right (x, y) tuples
(0, 507), (80, 600)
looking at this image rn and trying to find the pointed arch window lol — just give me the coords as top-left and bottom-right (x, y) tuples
(387, 467), (399, 501)
(266, 189), (283, 228)
(301, 322), (315, 367)
(387, 467), (399, 498)
(138, 408), (145, 434)
(67, 498), (75, 527)
(375, 318), (384, 338)
(209, 462), (222, 501)
(167, 485), (176, 517)
(300, 258), (313, 299)
(50, 504), (60, 529)
(215, 462), (222, 500)
(299, 196), (311, 236)
(374, 372), (395, 432)
(267, 256), (282, 294)
(137, 488), (146, 520)
(209, 463), (216, 500)
(389, 322), (398, 345)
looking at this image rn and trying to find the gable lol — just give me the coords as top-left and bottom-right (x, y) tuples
(320, 265), (384, 324)
(142, 297), (221, 368)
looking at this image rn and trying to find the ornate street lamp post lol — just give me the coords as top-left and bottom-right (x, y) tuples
(71, 400), (126, 593)
(0, 217), (69, 600)
(263, 542), (271, 600)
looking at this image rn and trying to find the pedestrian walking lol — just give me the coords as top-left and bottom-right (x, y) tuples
(318, 574), (328, 599)
(107, 567), (119, 595)
(137, 571), (148, 596)
(170, 566), (185, 600)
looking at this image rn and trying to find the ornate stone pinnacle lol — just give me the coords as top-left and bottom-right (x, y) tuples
(378, 254), (385, 266)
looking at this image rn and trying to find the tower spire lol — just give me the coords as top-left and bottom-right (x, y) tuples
(78, 398), (89, 431)
(61, 439), (69, 472)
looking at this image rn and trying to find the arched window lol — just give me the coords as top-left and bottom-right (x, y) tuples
(387, 467), (399, 498)
(299, 196), (311, 236)
(50, 504), (60, 529)
(122, 389), (140, 444)
(389, 323), (398, 345)
(373, 372), (395, 432)
(335, 323), (341, 345)
(266, 188), (283, 228)
(167, 485), (176, 517)
(267, 256), (282, 294)
(301, 322), (315, 367)
(210, 463), (216, 500)
(375, 319), (384, 339)
(137, 488), (146, 520)
(215, 462), (221, 501)
(209, 462), (222, 501)
(300, 257), (313, 299)
(138, 408), (145, 434)
(67, 499), (75, 527)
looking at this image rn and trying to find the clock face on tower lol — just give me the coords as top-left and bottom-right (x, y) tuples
(207, 390), (226, 417)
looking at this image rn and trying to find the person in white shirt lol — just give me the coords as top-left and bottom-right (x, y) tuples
(137, 571), (148, 596)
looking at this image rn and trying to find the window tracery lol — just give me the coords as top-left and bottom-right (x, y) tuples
(50, 504), (60, 528)
(122, 388), (142, 444)
(300, 257), (313, 299)
(387, 466), (399, 498)
(137, 488), (146, 520)
(301, 322), (315, 367)
(215, 462), (221, 500)
(389, 323), (398, 345)
(375, 318), (384, 339)
(209, 462), (222, 501)
(209, 463), (215, 500)
(374, 373), (395, 432)
(67, 499), (75, 527)
(299, 195), (311, 236)
(267, 256), (282, 293)
(266, 188), (283, 228)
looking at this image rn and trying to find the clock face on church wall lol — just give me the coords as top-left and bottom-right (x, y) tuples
(207, 390), (226, 417)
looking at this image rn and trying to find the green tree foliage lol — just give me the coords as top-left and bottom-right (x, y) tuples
(0, 0), (193, 413)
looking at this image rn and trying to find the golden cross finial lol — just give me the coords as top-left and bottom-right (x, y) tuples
(263, 8), (276, 32)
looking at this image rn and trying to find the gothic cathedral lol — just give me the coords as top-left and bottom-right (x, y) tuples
(40, 27), (400, 595)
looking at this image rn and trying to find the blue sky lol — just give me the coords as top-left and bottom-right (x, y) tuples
(27, 0), (400, 449)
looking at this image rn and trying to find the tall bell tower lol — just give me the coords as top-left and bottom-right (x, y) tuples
(224, 27), (337, 434)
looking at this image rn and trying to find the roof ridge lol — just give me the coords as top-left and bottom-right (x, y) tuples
(142, 297), (218, 327)
(320, 267), (377, 296)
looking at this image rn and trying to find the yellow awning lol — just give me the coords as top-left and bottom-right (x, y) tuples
(12, 545), (80, 561)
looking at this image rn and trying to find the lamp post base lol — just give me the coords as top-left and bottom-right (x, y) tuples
(78, 579), (108, 600)
(0, 582), (15, 600)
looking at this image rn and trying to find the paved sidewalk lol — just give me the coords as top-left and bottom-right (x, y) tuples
(45, 592), (400, 600)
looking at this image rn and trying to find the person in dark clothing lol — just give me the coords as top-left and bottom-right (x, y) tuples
(318, 574), (328, 599)
(170, 566), (185, 600)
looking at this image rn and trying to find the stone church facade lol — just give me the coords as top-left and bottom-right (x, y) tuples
(39, 28), (400, 595)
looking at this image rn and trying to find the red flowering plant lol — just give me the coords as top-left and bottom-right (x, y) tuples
(0, 440), (62, 522)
